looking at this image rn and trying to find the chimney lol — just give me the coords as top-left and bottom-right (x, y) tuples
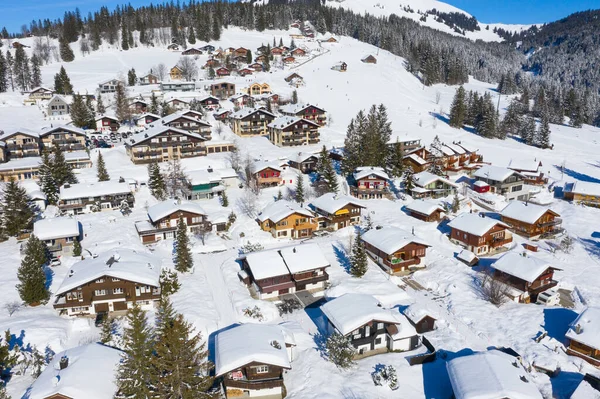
(293, 247), (296, 253)
(64, 183), (71, 189)
(119, 176), (125, 183)
(576, 324), (582, 334)
(59, 356), (69, 370)
(412, 227), (415, 235)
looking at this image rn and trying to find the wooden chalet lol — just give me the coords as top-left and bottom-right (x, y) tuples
(247, 83), (271, 96)
(27, 87), (54, 102)
(139, 73), (159, 85)
(95, 116), (120, 132)
(33, 218), (81, 257)
(135, 113), (161, 127)
(288, 152), (318, 173)
(309, 193), (364, 231)
(566, 307), (600, 367)
(125, 126), (207, 164)
(500, 201), (562, 238)
(204, 58), (220, 68)
(165, 98), (188, 111)
(291, 48), (306, 57)
(167, 43), (180, 51)
(564, 181), (600, 207)
(351, 167), (390, 199)
(39, 125), (87, 152)
(230, 108), (276, 137)
(211, 82), (235, 99)
(249, 62), (264, 72)
(268, 116), (320, 147)
(258, 201), (317, 239)
(282, 56), (296, 64)
(98, 79), (123, 94)
(161, 113), (212, 139)
(129, 99), (149, 114)
(198, 95), (221, 110)
(404, 200), (446, 222)
(216, 67), (231, 77)
(53, 249), (161, 316)
(213, 109), (231, 121)
(135, 200), (210, 244)
(361, 226), (430, 274)
(238, 68), (253, 77)
(410, 171), (458, 199)
(473, 165), (530, 201)
(284, 73), (303, 83)
(403, 304), (437, 333)
(0, 128), (41, 160)
(280, 103), (327, 126)
(270, 47), (285, 56)
(182, 47), (203, 56)
(508, 159), (547, 185)
(234, 47), (249, 57)
(448, 213), (513, 256)
(251, 161), (282, 188)
(361, 54), (377, 64)
(169, 66), (184, 80)
(58, 180), (134, 215)
(331, 61), (347, 72)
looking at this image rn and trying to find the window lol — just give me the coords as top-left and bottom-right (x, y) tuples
(254, 365), (269, 374)
(375, 337), (382, 345)
(377, 323), (384, 330)
(151, 138), (159, 143)
(511, 185), (523, 192)
(66, 292), (73, 301)
(95, 289), (107, 296)
(112, 278), (120, 282)
(192, 216), (203, 223)
(113, 288), (124, 294)
(96, 278), (105, 283)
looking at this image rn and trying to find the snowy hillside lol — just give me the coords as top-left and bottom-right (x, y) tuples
(1, 26), (600, 399)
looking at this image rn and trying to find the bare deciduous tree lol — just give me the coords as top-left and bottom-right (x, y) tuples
(178, 57), (198, 81)
(435, 91), (441, 104)
(155, 63), (167, 81)
(476, 272), (509, 306)
(237, 189), (258, 217)
(193, 222), (212, 245)
(165, 159), (191, 199)
(226, 143), (242, 173)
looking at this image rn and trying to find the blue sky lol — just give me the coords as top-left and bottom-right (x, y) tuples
(444, 0), (600, 24)
(0, 0), (599, 32)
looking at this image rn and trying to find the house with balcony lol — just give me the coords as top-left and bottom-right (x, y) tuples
(135, 113), (161, 127)
(473, 165), (530, 201)
(215, 323), (295, 399)
(160, 82), (196, 92)
(410, 171), (459, 199)
(139, 73), (159, 85)
(53, 248), (162, 316)
(33, 218), (81, 256)
(566, 307), (600, 367)
(268, 117), (320, 147)
(387, 135), (422, 154)
(135, 200), (210, 244)
(251, 161), (283, 188)
(39, 125), (87, 152)
(288, 152), (318, 173)
(129, 99), (149, 114)
(0, 128), (41, 160)
(58, 180), (134, 215)
(280, 104), (327, 126)
(0, 151), (91, 182)
(309, 193), (365, 231)
(125, 125), (207, 164)
(508, 159), (547, 185)
(404, 200), (446, 222)
(95, 115), (120, 132)
(402, 149), (431, 173)
(246, 83), (271, 96)
(257, 200), (317, 239)
(165, 98), (189, 111)
(448, 212), (513, 256)
(350, 167), (390, 199)
(161, 113), (212, 139)
(230, 108), (276, 137)
(492, 252), (559, 303)
(46, 95), (72, 116)
(239, 243), (330, 299)
(169, 66), (184, 80)
(500, 201), (562, 238)
(26, 86), (54, 104)
(187, 168), (236, 200)
(361, 226), (430, 274)
(98, 79), (123, 94)
(210, 82), (235, 100)
(321, 294), (420, 358)
(564, 181), (600, 207)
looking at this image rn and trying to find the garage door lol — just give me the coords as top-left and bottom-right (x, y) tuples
(94, 303), (109, 313)
(113, 301), (128, 311)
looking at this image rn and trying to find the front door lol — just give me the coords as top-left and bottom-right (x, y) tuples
(94, 302), (109, 313)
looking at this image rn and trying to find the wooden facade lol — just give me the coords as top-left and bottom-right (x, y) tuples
(163, 116), (212, 139)
(351, 175), (389, 200)
(288, 155), (318, 173)
(362, 240), (429, 274)
(268, 118), (320, 147)
(494, 267), (558, 303)
(222, 362), (287, 399)
(449, 222), (513, 256)
(259, 212), (318, 239)
(567, 341), (600, 367)
(126, 129), (207, 164)
(312, 203), (363, 231)
(58, 188), (135, 215)
(281, 105), (327, 126)
(231, 109), (276, 137)
(40, 127), (87, 152)
(211, 82), (235, 100)
(136, 210), (210, 244)
(254, 167), (282, 188)
(501, 209), (562, 238)
(1, 131), (41, 160)
(406, 207), (445, 222)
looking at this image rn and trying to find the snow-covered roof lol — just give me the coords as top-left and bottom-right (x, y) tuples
(412, 171), (458, 188)
(570, 379), (600, 399)
(353, 166), (389, 181)
(279, 243), (330, 274)
(455, 142), (478, 153)
(215, 323), (293, 376)
(34, 218), (80, 241)
(59, 180), (131, 201)
(0, 127), (41, 139)
(26, 343), (121, 399)
(229, 107), (275, 120)
(161, 112), (211, 127)
(500, 201), (558, 225)
(321, 293), (414, 336)
(41, 124), (86, 136)
(566, 181), (600, 197)
(387, 134), (421, 145)
(127, 125), (205, 146)
(447, 350), (543, 399)
(444, 143), (467, 155)
(96, 115), (119, 122)
(457, 249), (478, 264)
(310, 192), (365, 214)
(147, 200), (206, 222)
(361, 54), (376, 61)
(28, 190), (47, 200)
(473, 165), (521, 183)
(566, 307), (600, 351)
(440, 145), (455, 156)
(257, 200), (314, 223)
(29, 86), (54, 93)
(56, 248), (162, 295)
(251, 160), (282, 174)
(403, 303), (438, 324)
(268, 116), (301, 129)
(279, 103), (325, 115)
(290, 151), (318, 164)
(492, 252), (554, 283)
(361, 226), (429, 255)
(134, 112), (161, 121)
(508, 159), (541, 172)
(404, 153), (428, 165)
(405, 200), (445, 216)
(187, 170), (221, 185)
(244, 250), (290, 280)
(474, 180), (489, 188)
(447, 213), (508, 236)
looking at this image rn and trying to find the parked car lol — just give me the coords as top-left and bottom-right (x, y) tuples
(94, 311), (107, 327)
(49, 256), (61, 267)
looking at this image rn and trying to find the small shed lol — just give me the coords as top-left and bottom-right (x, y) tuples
(456, 249), (479, 267)
(403, 304), (437, 333)
(361, 55), (377, 64)
(473, 180), (490, 193)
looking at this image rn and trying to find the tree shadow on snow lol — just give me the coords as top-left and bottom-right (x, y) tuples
(332, 242), (352, 274)
(44, 266), (54, 290)
(422, 348), (474, 399)
(436, 218), (451, 235)
(551, 371), (584, 399)
(542, 308), (578, 343)
(579, 238), (600, 260)
(553, 165), (600, 184)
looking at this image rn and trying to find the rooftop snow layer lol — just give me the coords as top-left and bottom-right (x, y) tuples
(474, 165), (520, 183)
(492, 252), (553, 283)
(59, 180), (131, 201)
(160, 112), (211, 126)
(566, 181), (600, 197)
(55, 248), (162, 295)
(127, 125), (205, 146)
(257, 200), (313, 223)
(279, 243), (330, 274)
(279, 103), (324, 115)
(361, 226), (429, 255)
(244, 250), (290, 280)
(251, 160), (282, 174)
(412, 171), (458, 188)
(457, 249), (478, 264)
(500, 201), (558, 225)
(448, 213), (508, 236)
(405, 199), (445, 216)
(447, 350), (543, 399)
(0, 127), (41, 139)
(353, 166), (389, 181)
(508, 159), (541, 172)
(310, 192), (364, 214)
(147, 200), (206, 222)
(230, 107), (275, 119)
(34, 218), (80, 241)
(27, 343), (122, 399)
(215, 323), (293, 376)
(566, 307), (600, 351)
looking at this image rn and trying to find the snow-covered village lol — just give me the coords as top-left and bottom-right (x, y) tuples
(0, 0), (599, 398)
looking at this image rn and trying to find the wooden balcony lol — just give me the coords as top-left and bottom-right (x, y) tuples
(538, 218), (562, 228)
(224, 378), (284, 391)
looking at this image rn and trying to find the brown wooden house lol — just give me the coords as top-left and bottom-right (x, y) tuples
(249, 62), (264, 72)
(251, 162), (282, 188)
(125, 126), (207, 164)
(135, 200), (210, 244)
(216, 67), (231, 77)
(448, 213), (513, 256)
(0, 128), (41, 160)
(500, 201), (562, 238)
(95, 115), (120, 132)
(361, 55), (377, 64)
(282, 56), (296, 64)
(280, 103), (327, 126)
(291, 48), (306, 57)
(310, 193), (365, 231)
(58, 180), (134, 215)
(404, 304), (437, 333)
(351, 167), (390, 199)
(566, 307), (600, 367)
(210, 82), (235, 99)
(182, 48), (203, 56)
(129, 99), (149, 114)
(404, 200), (446, 222)
(361, 226), (430, 274)
(257, 200), (317, 239)
(268, 116), (320, 146)
(230, 108), (276, 137)
(288, 152), (318, 173)
(161, 113), (212, 139)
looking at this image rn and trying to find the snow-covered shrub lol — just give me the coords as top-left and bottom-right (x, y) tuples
(243, 306), (264, 321)
(326, 332), (356, 369)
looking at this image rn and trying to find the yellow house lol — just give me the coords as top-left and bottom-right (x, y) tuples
(246, 83), (272, 96)
(170, 66), (183, 81)
(229, 108), (276, 137)
(257, 200), (318, 239)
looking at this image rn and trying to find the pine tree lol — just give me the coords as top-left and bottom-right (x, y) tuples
(188, 25), (196, 44)
(403, 166), (415, 192)
(115, 83), (131, 122)
(114, 304), (154, 399)
(148, 162), (167, 200)
(99, 317), (114, 344)
(276, 190), (283, 201)
(536, 108), (551, 148)
(96, 92), (106, 114)
(326, 332), (356, 369)
(350, 232), (368, 277)
(449, 86), (467, 128)
(388, 139), (405, 178)
(96, 152), (110, 181)
(452, 193), (460, 213)
(152, 298), (214, 398)
(59, 37), (75, 62)
(5, 51), (14, 91)
(54, 66), (73, 95)
(428, 135), (445, 176)
(174, 216), (193, 273)
(121, 27), (129, 51)
(291, 90), (298, 104)
(341, 116), (362, 176)
(52, 144), (78, 186)
(0, 52), (8, 93)
(150, 92), (159, 114)
(519, 115), (536, 146)
(246, 49), (252, 65)
(295, 173), (305, 204)
(30, 55), (42, 89)
(69, 94), (92, 128)
(220, 190), (229, 207)
(14, 46), (31, 91)
(159, 269), (180, 297)
(127, 68), (137, 86)
(38, 149), (59, 204)
(2, 179), (34, 237)
(72, 239), (82, 257)
(16, 235), (50, 305)
(316, 146), (339, 194)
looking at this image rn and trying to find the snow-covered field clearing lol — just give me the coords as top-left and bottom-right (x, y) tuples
(1, 25), (600, 398)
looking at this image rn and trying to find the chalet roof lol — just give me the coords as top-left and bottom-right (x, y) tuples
(170, 65), (183, 72)
(215, 323), (293, 377)
(455, 142), (478, 153)
(473, 165), (522, 183)
(278, 243), (330, 274)
(0, 151), (89, 172)
(96, 115), (119, 122)
(147, 200), (206, 222)
(566, 307), (600, 351)
(457, 249), (478, 264)
(570, 379), (600, 399)
(98, 78), (122, 85)
(565, 181), (600, 197)
(187, 170), (222, 185)
(321, 293), (415, 336)
(230, 107), (275, 120)
(56, 248), (162, 295)
(361, 54), (376, 62)
(130, 99), (149, 105)
(354, 166), (389, 181)
(447, 213), (508, 236)
(29, 86), (54, 93)
(404, 153), (428, 165)
(403, 303), (438, 324)
(59, 180), (131, 201)
(257, 200), (314, 223)
(0, 127), (41, 139)
(166, 98), (188, 104)
(405, 199), (445, 216)
(135, 112), (161, 121)
(199, 95), (220, 103)
(387, 134), (421, 145)
(279, 103), (325, 115)
(309, 192), (365, 214)
(161, 112), (211, 127)
(244, 250), (290, 280)
(508, 159), (541, 172)
(26, 343), (121, 399)
(361, 226), (429, 255)
(500, 201), (558, 225)
(492, 252), (554, 283)
(412, 171), (459, 188)
(34, 218), (80, 241)
(251, 160), (282, 174)
(40, 124), (86, 137)
(447, 350), (543, 399)
(443, 143), (467, 155)
(268, 116), (319, 130)
(127, 125), (205, 146)
(290, 151), (318, 164)
(440, 145), (455, 156)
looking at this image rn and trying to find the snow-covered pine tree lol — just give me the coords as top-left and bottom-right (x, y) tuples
(295, 173), (305, 204)
(427, 135), (445, 176)
(59, 37), (75, 62)
(54, 66), (73, 95)
(150, 92), (159, 114)
(96, 152), (110, 182)
(449, 86), (467, 128)
(69, 94), (92, 128)
(99, 317), (115, 344)
(96, 92), (105, 114)
(350, 232), (368, 277)
(403, 166), (415, 192)
(220, 190), (229, 207)
(388, 139), (405, 178)
(341, 113), (364, 176)
(127, 68), (137, 86)
(37, 149), (59, 205)
(452, 193), (460, 213)
(536, 108), (551, 148)
(16, 235), (50, 305)
(52, 144), (78, 186)
(276, 190), (283, 201)
(291, 90), (298, 104)
(30, 55), (42, 89)
(519, 115), (536, 146)
(174, 216), (193, 273)
(152, 298), (214, 398)
(325, 332), (356, 369)
(1, 179), (34, 237)
(114, 304), (154, 399)
(147, 162), (167, 200)
(14, 46), (31, 91)
(159, 269), (180, 297)
(0, 52), (8, 93)
(115, 83), (131, 122)
(72, 239), (82, 257)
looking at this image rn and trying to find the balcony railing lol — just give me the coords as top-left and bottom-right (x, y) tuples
(538, 218), (563, 228)
(225, 378), (283, 390)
